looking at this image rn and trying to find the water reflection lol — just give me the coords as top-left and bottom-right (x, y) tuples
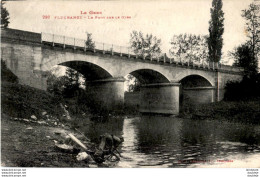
(79, 116), (260, 168)
(84, 118), (124, 144)
(117, 118), (153, 167)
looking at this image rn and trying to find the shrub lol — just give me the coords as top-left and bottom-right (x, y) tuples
(224, 74), (260, 101)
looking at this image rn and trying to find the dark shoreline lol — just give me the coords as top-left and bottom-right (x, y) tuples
(179, 100), (260, 125)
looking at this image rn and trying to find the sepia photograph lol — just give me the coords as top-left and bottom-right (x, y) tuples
(1, 0), (260, 175)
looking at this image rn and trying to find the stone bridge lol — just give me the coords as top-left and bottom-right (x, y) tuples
(1, 28), (243, 114)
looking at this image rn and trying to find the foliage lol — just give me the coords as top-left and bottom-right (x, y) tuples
(1, 1), (10, 28)
(85, 32), (95, 49)
(208, 0), (224, 62)
(130, 30), (162, 58)
(63, 68), (82, 98)
(230, 3), (260, 76)
(241, 3), (260, 68)
(224, 74), (260, 101)
(169, 34), (208, 64)
(226, 3), (260, 101)
(1, 82), (64, 119)
(125, 74), (140, 92)
(1, 59), (18, 83)
(47, 74), (68, 96)
(47, 66), (84, 98)
(231, 44), (258, 78)
(180, 99), (260, 125)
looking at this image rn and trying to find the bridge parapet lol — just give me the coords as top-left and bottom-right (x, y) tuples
(1, 28), (41, 43)
(218, 64), (243, 73)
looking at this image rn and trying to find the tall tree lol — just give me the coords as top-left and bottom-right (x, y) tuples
(1, 1), (10, 28)
(208, 0), (224, 63)
(242, 3), (260, 68)
(85, 32), (95, 49)
(231, 44), (257, 78)
(130, 31), (162, 58)
(169, 34), (208, 64)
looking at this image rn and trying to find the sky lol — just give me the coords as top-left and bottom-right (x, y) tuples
(5, 0), (254, 65)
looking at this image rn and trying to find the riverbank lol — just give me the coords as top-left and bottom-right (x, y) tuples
(1, 81), (123, 167)
(1, 113), (95, 167)
(180, 100), (260, 125)
(1, 81), (94, 167)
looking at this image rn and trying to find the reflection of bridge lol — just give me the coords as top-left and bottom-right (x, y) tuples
(1, 28), (243, 114)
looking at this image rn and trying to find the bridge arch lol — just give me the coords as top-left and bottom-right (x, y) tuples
(40, 52), (117, 80)
(58, 60), (113, 81)
(179, 74), (216, 105)
(179, 74), (213, 88)
(175, 72), (215, 87)
(118, 64), (173, 84)
(127, 69), (170, 84)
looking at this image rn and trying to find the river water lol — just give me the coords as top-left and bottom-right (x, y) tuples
(79, 116), (260, 168)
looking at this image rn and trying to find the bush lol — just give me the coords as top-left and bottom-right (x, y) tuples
(224, 74), (260, 101)
(1, 82), (64, 119)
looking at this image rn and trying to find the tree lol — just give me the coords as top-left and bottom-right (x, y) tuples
(1, 1), (10, 28)
(208, 0), (224, 63)
(169, 34), (208, 64)
(46, 66), (67, 96)
(224, 3), (260, 101)
(85, 32), (95, 49)
(125, 74), (140, 92)
(231, 44), (257, 78)
(63, 68), (82, 97)
(130, 31), (162, 58)
(242, 3), (260, 69)
(47, 74), (69, 96)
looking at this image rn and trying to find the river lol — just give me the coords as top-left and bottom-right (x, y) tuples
(79, 116), (260, 168)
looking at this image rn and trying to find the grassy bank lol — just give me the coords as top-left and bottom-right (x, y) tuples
(0, 75), (97, 167)
(1, 113), (95, 167)
(180, 100), (260, 124)
(1, 81), (65, 120)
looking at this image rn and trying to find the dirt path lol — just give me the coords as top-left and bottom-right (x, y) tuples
(1, 114), (91, 167)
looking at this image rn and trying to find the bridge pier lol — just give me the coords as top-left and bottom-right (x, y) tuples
(182, 87), (216, 104)
(139, 83), (181, 115)
(85, 77), (125, 112)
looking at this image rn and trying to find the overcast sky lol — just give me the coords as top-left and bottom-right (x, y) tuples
(5, 0), (253, 64)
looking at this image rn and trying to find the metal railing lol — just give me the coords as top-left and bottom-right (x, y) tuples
(41, 32), (243, 72)
(41, 32), (167, 60)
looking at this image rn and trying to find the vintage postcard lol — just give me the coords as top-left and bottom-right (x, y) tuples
(1, 0), (259, 176)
